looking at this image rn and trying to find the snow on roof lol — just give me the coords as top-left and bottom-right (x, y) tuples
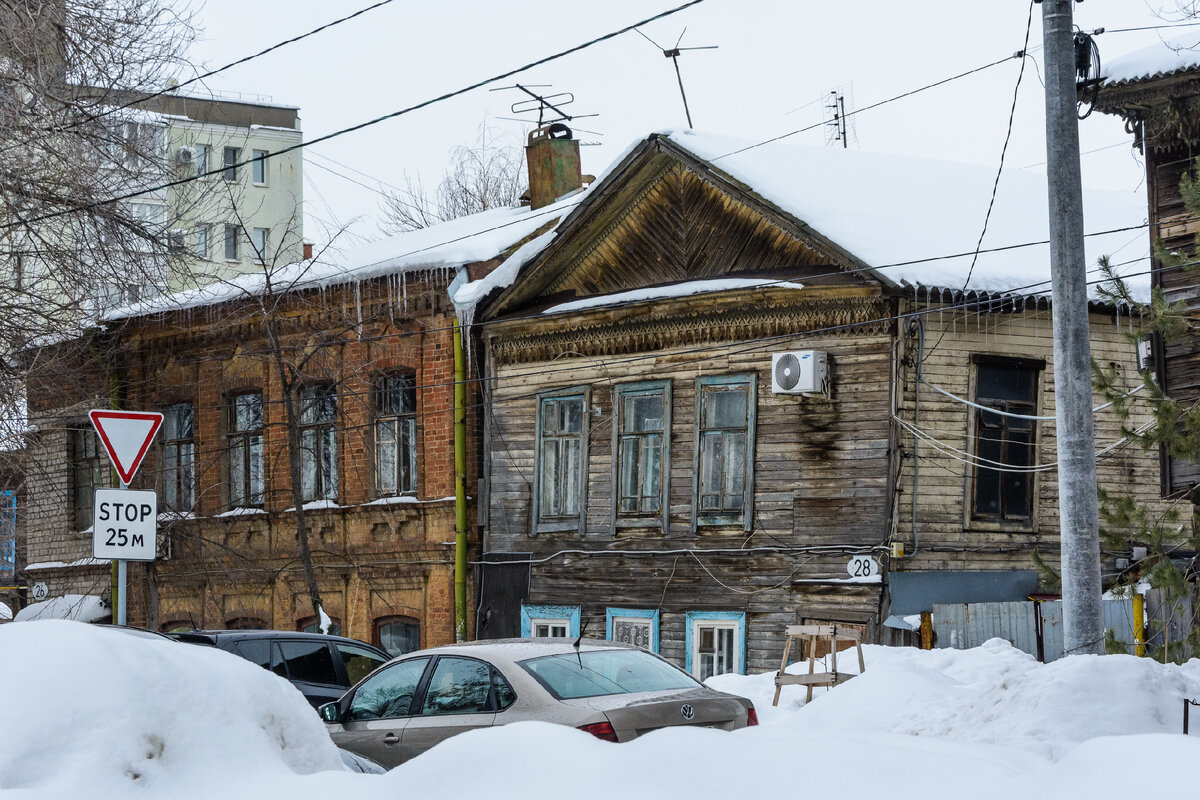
(453, 130), (1150, 314)
(1103, 33), (1200, 86)
(542, 278), (805, 315)
(105, 195), (579, 321)
(664, 130), (1149, 302)
(14, 594), (109, 623)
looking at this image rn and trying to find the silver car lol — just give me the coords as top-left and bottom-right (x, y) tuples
(321, 638), (758, 767)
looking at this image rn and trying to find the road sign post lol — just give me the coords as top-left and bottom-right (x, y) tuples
(88, 410), (163, 625)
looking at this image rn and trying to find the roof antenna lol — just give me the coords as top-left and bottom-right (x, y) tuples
(573, 631), (583, 667)
(635, 27), (718, 129)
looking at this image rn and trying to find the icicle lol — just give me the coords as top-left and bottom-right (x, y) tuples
(355, 281), (363, 337)
(402, 272), (408, 312)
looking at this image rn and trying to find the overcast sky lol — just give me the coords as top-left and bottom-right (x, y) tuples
(182, 1), (1193, 246)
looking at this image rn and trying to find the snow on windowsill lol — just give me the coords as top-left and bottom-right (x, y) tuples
(361, 495), (457, 506)
(541, 278), (805, 315)
(283, 499), (341, 513)
(23, 557), (111, 571)
(215, 507), (267, 518)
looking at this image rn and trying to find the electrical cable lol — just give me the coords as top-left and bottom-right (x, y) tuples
(1, 0), (709, 232)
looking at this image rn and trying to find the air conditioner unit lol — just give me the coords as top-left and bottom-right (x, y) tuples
(771, 350), (829, 397)
(176, 145), (196, 164)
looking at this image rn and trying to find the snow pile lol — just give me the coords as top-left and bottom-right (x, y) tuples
(0, 621), (342, 796)
(13, 594), (109, 623)
(1104, 33), (1200, 85)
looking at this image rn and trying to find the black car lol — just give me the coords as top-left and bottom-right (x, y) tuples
(170, 629), (390, 709)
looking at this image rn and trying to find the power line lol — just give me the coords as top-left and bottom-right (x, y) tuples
(2, 0), (708, 232)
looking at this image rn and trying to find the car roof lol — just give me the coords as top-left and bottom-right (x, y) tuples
(170, 629), (387, 652)
(412, 637), (635, 663)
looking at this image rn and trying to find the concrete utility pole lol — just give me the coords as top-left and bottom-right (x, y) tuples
(1040, 0), (1104, 655)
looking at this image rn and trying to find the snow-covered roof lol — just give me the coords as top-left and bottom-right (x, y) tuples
(1102, 34), (1200, 86)
(542, 278), (805, 316)
(13, 594), (109, 623)
(105, 195), (579, 320)
(455, 130), (1150, 312)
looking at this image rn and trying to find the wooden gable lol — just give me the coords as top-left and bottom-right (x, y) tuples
(485, 137), (887, 319)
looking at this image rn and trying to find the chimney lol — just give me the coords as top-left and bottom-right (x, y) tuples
(303, 241), (313, 260)
(526, 123), (582, 210)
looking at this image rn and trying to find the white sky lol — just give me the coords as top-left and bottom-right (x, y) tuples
(181, 0), (1191, 246)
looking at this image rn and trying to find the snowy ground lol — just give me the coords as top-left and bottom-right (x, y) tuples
(2, 622), (1199, 799)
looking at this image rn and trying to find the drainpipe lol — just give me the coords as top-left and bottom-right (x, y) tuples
(453, 316), (468, 642)
(1133, 591), (1146, 657)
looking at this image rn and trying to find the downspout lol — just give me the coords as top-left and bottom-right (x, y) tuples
(452, 313), (468, 643)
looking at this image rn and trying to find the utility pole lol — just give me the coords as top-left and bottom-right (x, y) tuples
(1040, 0), (1103, 655)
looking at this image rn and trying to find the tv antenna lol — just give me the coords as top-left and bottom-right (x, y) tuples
(490, 83), (601, 136)
(823, 85), (857, 149)
(635, 27), (718, 128)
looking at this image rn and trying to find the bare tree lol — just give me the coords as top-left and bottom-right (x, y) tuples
(379, 123), (526, 234)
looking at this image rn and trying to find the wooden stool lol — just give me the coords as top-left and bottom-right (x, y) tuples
(772, 624), (865, 706)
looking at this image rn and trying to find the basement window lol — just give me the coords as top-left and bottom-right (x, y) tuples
(685, 611), (746, 680)
(520, 604), (580, 638)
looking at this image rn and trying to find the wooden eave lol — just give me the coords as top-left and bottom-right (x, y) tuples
(481, 133), (895, 322)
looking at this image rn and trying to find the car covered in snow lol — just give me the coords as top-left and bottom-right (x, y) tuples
(321, 638), (757, 767)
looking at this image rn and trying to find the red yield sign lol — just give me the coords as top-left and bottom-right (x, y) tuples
(88, 410), (164, 485)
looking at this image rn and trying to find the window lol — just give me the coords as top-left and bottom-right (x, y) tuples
(225, 616), (267, 630)
(605, 607), (660, 652)
(251, 149), (268, 184)
(250, 227), (268, 263)
(73, 429), (108, 531)
(420, 657), (494, 715)
(694, 375), (756, 530)
(224, 224), (239, 261)
(337, 643), (388, 685)
(534, 389), (588, 533)
(299, 615), (342, 637)
(167, 230), (185, 251)
(272, 640), (338, 686)
(223, 146), (239, 182)
(520, 604), (580, 638)
(348, 657), (430, 721)
(0, 491), (15, 582)
(614, 381), (670, 529)
(376, 616), (421, 657)
(160, 618), (197, 634)
(228, 392), (264, 508)
(228, 638), (270, 667)
(300, 384), (338, 502)
(971, 358), (1041, 522)
(194, 224), (209, 259)
(192, 144), (208, 178)
(161, 402), (194, 513)
(374, 374), (417, 497)
(685, 611), (746, 680)
(520, 649), (698, 700)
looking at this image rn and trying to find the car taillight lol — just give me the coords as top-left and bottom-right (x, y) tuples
(746, 706), (759, 726)
(578, 721), (618, 742)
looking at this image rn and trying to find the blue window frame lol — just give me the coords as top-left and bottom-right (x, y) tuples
(520, 604), (581, 638)
(684, 610), (747, 679)
(605, 607), (660, 652)
(693, 375), (757, 531)
(533, 387), (589, 534)
(613, 381), (671, 532)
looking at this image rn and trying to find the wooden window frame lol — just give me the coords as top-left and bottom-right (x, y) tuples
(373, 373), (418, 498)
(299, 384), (339, 503)
(520, 604), (580, 637)
(532, 387), (589, 535)
(684, 610), (746, 679)
(612, 380), (671, 532)
(73, 428), (108, 531)
(605, 607), (660, 652)
(967, 355), (1044, 528)
(692, 374), (757, 531)
(227, 392), (265, 509)
(161, 402), (195, 513)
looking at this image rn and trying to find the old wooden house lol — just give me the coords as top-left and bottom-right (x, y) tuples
(1095, 36), (1200, 497)
(461, 129), (1167, 675)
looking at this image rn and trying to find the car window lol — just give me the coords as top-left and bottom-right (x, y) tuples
(348, 657), (430, 721)
(228, 638), (270, 668)
(420, 657), (492, 716)
(274, 640), (338, 685)
(493, 669), (516, 711)
(520, 649), (700, 700)
(337, 643), (388, 686)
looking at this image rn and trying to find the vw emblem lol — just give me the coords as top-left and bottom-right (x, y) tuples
(680, 703), (695, 721)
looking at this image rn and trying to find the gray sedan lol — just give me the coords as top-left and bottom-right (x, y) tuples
(321, 638), (758, 767)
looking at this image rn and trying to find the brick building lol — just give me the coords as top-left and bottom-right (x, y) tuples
(18, 197), (559, 649)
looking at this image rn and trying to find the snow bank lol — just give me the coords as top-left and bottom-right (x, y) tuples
(0, 621), (342, 797)
(1104, 33), (1200, 85)
(13, 594), (109, 623)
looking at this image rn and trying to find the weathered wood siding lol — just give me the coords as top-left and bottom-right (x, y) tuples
(484, 306), (893, 672)
(893, 302), (1169, 576)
